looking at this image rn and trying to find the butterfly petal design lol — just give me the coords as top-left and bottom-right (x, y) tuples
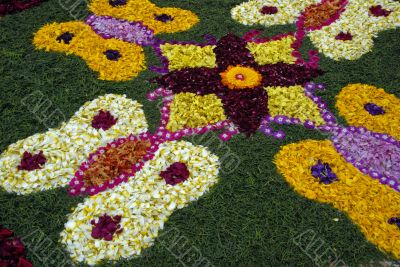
(231, 0), (319, 26)
(60, 140), (220, 265)
(307, 0), (400, 60)
(0, 94), (147, 194)
(231, 0), (400, 60)
(33, 0), (199, 81)
(336, 84), (400, 139)
(275, 139), (400, 259)
(88, 0), (199, 34)
(33, 22), (146, 81)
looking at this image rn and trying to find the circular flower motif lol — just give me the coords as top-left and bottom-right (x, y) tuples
(220, 65), (263, 90)
(155, 33), (321, 135)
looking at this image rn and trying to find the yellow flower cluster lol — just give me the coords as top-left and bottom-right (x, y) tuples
(160, 44), (216, 71)
(60, 140), (220, 265)
(0, 94), (148, 194)
(266, 85), (325, 125)
(231, 0), (318, 26)
(246, 36), (296, 65)
(220, 65), (263, 90)
(336, 84), (400, 139)
(275, 139), (400, 259)
(33, 22), (146, 81)
(308, 0), (400, 60)
(89, 0), (199, 34)
(167, 93), (226, 132)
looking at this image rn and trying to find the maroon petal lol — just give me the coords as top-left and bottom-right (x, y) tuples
(214, 33), (256, 71)
(219, 87), (268, 135)
(258, 63), (322, 87)
(154, 67), (224, 95)
(17, 257), (33, 267)
(0, 228), (14, 239)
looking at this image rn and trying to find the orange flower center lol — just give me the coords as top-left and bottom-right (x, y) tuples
(220, 65), (263, 90)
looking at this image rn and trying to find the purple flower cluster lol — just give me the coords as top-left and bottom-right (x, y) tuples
(85, 15), (155, 46)
(311, 160), (338, 184)
(160, 162), (190, 186)
(91, 214), (123, 241)
(364, 102), (385, 115)
(331, 127), (400, 183)
(104, 49), (121, 61)
(388, 217), (400, 228)
(18, 151), (46, 171)
(56, 32), (74, 44)
(155, 14), (173, 23)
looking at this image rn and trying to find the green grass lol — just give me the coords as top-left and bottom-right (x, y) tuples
(0, 0), (400, 266)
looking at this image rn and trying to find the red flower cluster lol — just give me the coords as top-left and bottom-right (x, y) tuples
(0, 226), (32, 267)
(335, 32), (353, 41)
(0, 0), (44, 16)
(260, 6), (278, 15)
(160, 162), (190, 186)
(91, 110), (118, 130)
(369, 5), (392, 17)
(17, 151), (46, 171)
(91, 214), (123, 241)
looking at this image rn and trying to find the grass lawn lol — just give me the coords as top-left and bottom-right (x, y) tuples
(0, 0), (399, 266)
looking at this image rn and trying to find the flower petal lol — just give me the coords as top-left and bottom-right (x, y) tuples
(154, 67), (223, 95)
(159, 43), (216, 71)
(266, 85), (324, 125)
(220, 87), (268, 135)
(246, 35), (297, 65)
(166, 93), (227, 132)
(214, 33), (256, 71)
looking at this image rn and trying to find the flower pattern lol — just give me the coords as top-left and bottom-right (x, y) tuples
(336, 84), (400, 139)
(231, 0), (318, 27)
(32, 0), (199, 81)
(0, 94), (147, 194)
(153, 33), (322, 136)
(275, 139), (400, 258)
(274, 81), (400, 258)
(61, 140), (219, 265)
(231, 0), (400, 60)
